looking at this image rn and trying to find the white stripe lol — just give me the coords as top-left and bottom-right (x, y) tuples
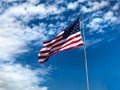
(59, 40), (83, 51)
(40, 39), (65, 52)
(40, 35), (82, 52)
(43, 36), (63, 46)
(51, 39), (65, 47)
(43, 31), (80, 47)
(38, 52), (49, 57)
(66, 32), (81, 40)
(39, 59), (46, 62)
(40, 33), (82, 52)
(38, 56), (49, 62)
(40, 47), (51, 51)
(51, 38), (82, 51)
(43, 31), (64, 46)
(39, 40), (83, 62)
(39, 36), (83, 62)
(40, 42), (61, 52)
(62, 36), (82, 47)
(58, 31), (64, 35)
(51, 37), (82, 52)
(50, 45), (61, 52)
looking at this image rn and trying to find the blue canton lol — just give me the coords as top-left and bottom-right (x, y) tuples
(63, 18), (80, 39)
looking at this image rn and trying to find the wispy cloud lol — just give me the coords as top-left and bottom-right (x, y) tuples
(81, 1), (109, 13)
(87, 18), (103, 32)
(67, 1), (78, 10)
(0, 1), (55, 90)
(0, 62), (50, 90)
(112, 3), (119, 11)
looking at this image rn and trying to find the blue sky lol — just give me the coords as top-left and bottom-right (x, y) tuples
(0, 0), (120, 90)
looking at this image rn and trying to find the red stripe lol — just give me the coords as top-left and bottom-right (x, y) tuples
(50, 35), (82, 51)
(60, 38), (82, 49)
(38, 50), (50, 53)
(39, 43), (84, 64)
(50, 43), (84, 55)
(39, 58), (49, 64)
(59, 43), (84, 51)
(44, 37), (63, 47)
(43, 34), (81, 51)
(49, 41), (65, 50)
(50, 38), (83, 55)
(50, 37), (82, 53)
(38, 56), (48, 59)
(44, 33), (81, 47)
(66, 34), (81, 42)
(43, 31), (64, 44)
(39, 34), (82, 54)
(38, 32), (84, 64)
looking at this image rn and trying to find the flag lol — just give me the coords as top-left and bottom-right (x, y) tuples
(38, 18), (84, 64)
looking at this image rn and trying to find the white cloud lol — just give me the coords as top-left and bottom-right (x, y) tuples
(112, 3), (119, 11)
(78, 0), (86, 3)
(46, 5), (65, 14)
(92, 18), (103, 23)
(1, 0), (20, 3)
(67, 2), (78, 10)
(86, 38), (103, 47)
(0, 0), (64, 62)
(92, 1), (109, 11)
(104, 11), (113, 20)
(0, 1), (55, 90)
(87, 18), (103, 32)
(0, 63), (50, 90)
(86, 1), (118, 34)
(104, 11), (117, 22)
(3, 1), (65, 23)
(54, 0), (64, 4)
(97, 29), (105, 34)
(87, 10), (118, 34)
(0, 15), (26, 61)
(92, 11), (103, 17)
(67, 0), (87, 10)
(81, 1), (109, 13)
(81, 6), (91, 13)
(27, 0), (40, 5)
(6, 4), (27, 17)
(0, 13), (48, 61)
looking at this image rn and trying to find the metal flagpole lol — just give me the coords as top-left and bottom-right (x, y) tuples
(81, 16), (90, 90)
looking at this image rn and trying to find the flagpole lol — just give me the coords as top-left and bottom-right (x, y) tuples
(81, 16), (90, 90)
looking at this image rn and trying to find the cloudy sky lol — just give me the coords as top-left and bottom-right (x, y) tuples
(0, 0), (120, 90)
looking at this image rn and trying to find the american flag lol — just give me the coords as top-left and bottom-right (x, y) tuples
(38, 18), (84, 64)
